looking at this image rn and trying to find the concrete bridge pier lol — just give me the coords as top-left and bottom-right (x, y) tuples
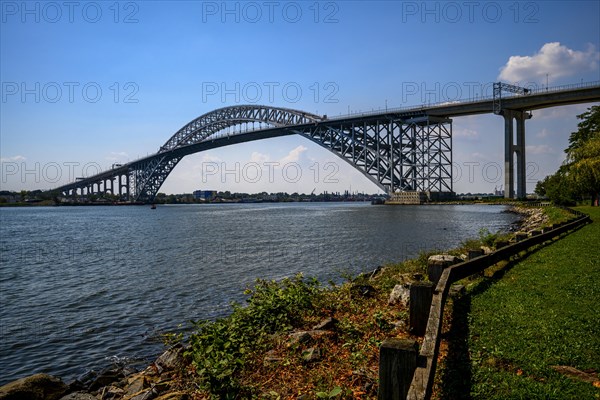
(502, 109), (532, 199)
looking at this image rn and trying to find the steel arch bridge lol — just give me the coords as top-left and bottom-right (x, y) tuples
(55, 104), (453, 202)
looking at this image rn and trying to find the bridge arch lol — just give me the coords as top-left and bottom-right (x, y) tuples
(160, 105), (323, 152)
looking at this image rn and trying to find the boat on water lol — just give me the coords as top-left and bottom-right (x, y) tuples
(151, 204), (156, 209)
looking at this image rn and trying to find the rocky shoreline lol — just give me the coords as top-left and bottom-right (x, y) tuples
(0, 205), (553, 400)
(0, 345), (190, 400)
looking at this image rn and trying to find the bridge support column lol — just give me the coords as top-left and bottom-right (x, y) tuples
(502, 109), (531, 199)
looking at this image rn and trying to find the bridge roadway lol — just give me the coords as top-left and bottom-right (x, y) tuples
(54, 81), (600, 201)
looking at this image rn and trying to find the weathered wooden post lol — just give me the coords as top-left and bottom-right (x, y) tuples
(410, 281), (434, 336)
(378, 338), (418, 400)
(515, 232), (528, 241)
(495, 240), (509, 249)
(467, 249), (484, 260)
(427, 255), (459, 286)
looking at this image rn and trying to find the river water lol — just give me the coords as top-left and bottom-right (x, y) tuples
(0, 202), (518, 384)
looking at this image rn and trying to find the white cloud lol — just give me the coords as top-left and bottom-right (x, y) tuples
(498, 42), (599, 83)
(0, 155), (26, 162)
(249, 151), (269, 163)
(279, 145), (307, 165)
(526, 144), (555, 155)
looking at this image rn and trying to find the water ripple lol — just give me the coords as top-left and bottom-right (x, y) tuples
(0, 203), (517, 384)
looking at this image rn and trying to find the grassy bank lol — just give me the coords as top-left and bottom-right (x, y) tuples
(439, 206), (600, 399)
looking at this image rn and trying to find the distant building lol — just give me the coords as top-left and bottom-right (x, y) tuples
(387, 191), (428, 204)
(193, 190), (217, 201)
(386, 191), (454, 204)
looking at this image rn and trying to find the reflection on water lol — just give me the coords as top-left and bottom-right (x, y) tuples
(0, 202), (517, 384)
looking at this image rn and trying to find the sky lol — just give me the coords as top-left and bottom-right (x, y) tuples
(1, 0), (599, 195)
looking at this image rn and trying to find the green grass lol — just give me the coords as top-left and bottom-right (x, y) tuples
(440, 206), (600, 399)
(542, 206), (574, 226)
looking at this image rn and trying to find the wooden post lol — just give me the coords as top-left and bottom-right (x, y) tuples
(378, 338), (418, 400)
(410, 282), (434, 336)
(515, 232), (528, 241)
(467, 249), (484, 260)
(495, 240), (509, 249)
(427, 263), (444, 286)
(427, 255), (459, 286)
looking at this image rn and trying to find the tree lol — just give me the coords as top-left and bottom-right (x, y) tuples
(568, 133), (600, 205)
(536, 106), (600, 206)
(566, 105), (600, 155)
(544, 167), (577, 206)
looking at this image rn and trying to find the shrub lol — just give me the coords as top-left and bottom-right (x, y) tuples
(186, 274), (321, 398)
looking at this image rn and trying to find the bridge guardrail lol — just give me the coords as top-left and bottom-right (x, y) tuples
(327, 80), (600, 121)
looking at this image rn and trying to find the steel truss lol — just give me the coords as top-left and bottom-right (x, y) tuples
(55, 106), (453, 202)
(296, 115), (452, 193)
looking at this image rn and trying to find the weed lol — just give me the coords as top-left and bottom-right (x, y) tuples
(186, 273), (321, 398)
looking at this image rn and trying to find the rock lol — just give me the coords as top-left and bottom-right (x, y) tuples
(350, 284), (376, 298)
(0, 373), (68, 400)
(288, 330), (332, 345)
(74, 370), (97, 390)
(124, 375), (149, 396)
(59, 393), (98, 400)
(312, 317), (337, 331)
(288, 331), (312, 345)
(152, 381), (172, 394)
(98, 386), (124, 400)
(388, 284), (410, 306)
(123, 388), (157, 400)
(480, 246), (494, 255)
(89, 368), (125, 391)
(154, 344), (184, 374)
(301, 347), (321, 362)
(141, 365), (159, 377)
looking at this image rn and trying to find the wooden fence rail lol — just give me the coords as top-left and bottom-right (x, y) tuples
(378, 211), (591, 399)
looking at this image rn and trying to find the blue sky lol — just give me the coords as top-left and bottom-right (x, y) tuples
(1, 0), (599, 194)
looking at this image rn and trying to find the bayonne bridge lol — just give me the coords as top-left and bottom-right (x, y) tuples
(53, 81), (600, 203)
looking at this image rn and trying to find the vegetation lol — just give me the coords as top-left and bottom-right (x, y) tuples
(439, 206), (600, 399)
(536, 106), (600, 206)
